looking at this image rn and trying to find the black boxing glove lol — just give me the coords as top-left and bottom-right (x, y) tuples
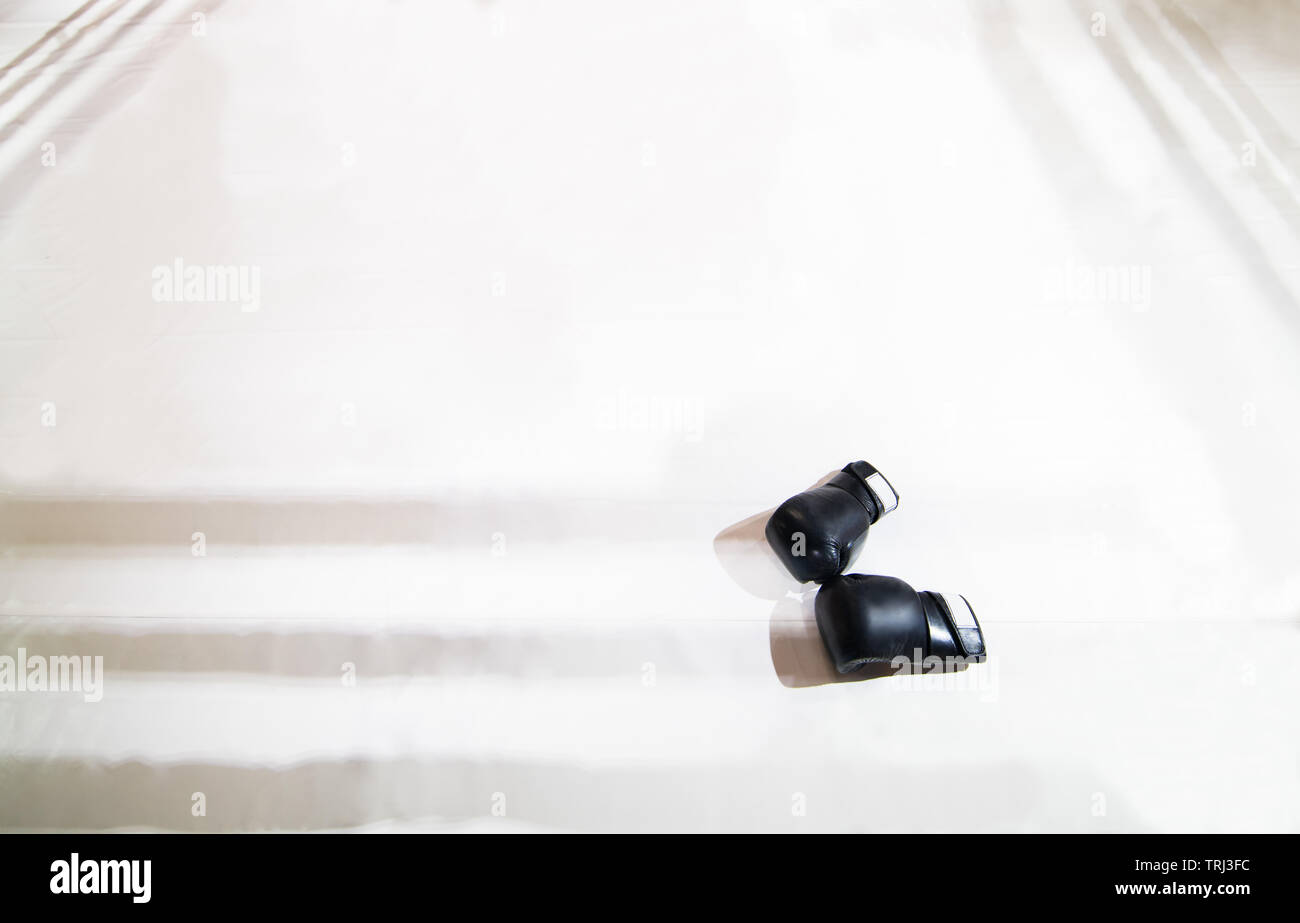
(814, 574), (987, 674)
(764, 461), (898, 583)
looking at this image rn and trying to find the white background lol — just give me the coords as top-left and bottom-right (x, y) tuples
(1, 0), (1298, 831)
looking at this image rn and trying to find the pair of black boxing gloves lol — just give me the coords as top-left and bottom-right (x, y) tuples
(765, 461), (987, 675)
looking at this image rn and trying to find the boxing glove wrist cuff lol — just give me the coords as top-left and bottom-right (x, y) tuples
(919, 591), (986, 662)
(828, 461), (898, 524)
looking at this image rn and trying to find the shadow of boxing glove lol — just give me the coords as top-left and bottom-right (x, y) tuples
(814, 574), (987, 674)
(764, 461), (898, 583)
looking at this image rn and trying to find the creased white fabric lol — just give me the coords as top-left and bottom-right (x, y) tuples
(1, 0), (1298, 832)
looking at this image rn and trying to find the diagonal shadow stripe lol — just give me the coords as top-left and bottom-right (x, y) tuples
(0, 0), (102, 81)
(0, 0), (103, 82)
(1067, 0), (1300, 320)
(1160, 0), (1300, 180)
(1125, 0), (1300, 242)
(0, 0), (223, 218)
(0, 0), (130, 113)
